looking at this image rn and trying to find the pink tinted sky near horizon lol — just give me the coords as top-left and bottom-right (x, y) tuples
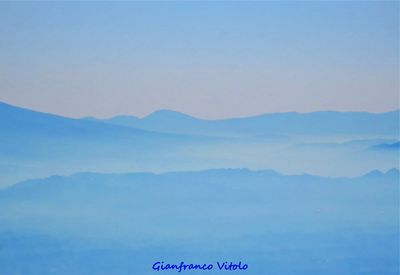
(0, 1), (398, 119)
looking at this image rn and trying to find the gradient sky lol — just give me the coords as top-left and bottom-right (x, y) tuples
(0, 1), (398, 119)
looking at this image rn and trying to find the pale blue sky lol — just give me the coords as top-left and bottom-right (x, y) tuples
(0, 1), (398, 118)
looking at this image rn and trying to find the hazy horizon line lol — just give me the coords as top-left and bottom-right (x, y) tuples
(1, 100), (399, 121)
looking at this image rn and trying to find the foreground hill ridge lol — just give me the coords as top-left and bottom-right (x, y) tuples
(3, 167), (398, 192)
(70, 167), (400, 178)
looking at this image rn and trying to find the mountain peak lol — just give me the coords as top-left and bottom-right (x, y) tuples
(361, 168), (399, 179)
(386, 168), (399, 177)
(362, 169), (384, 178)
(143, 109), (197, 120)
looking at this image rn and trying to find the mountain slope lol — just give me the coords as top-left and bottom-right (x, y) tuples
(0, 102), (214, 185)
(0, 101), (181, 139)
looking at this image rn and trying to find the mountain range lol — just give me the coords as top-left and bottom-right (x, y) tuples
(85, 108), (400, 138)
(0, 101), (399, 274)
(0, 101), (399, 186)
(0, 168), (398, 274)
(2, 101), (398, 140)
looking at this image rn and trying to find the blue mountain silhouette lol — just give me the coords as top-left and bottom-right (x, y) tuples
(0, 102), (215, 185)
(369, 141), (400, 151)
(1, 101), (398, 187)
(0, 168), (398, 274)
(0, 101), (184, 139)
(2, 101), (398, 138)
(87, 108), (400, 138)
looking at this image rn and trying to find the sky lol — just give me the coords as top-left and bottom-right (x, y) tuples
(0, 1), (398, 119)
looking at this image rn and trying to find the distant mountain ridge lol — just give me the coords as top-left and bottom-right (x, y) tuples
(2, 101), (398, 138)
(0, 101), (170, 138)
(0, 101), (399, 186)
(85, 107), (400, 138)
(0, 102), (216, 185)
